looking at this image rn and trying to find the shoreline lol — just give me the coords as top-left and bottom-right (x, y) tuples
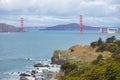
(0, 58), (60, 80)
(18, 60), (61, 80)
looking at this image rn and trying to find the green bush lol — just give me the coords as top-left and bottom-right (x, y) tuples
(80, 61), (120, 80)
(106, 36), (116, 43)
(61, 62), (78, 75)
(92, 54), (103, 65)
(90, 41), (98, 48)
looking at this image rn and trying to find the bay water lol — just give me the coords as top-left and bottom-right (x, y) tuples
(0, 31), (119, 80)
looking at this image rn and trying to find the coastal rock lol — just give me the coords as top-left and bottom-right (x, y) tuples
(20, 73), (31, 76)
(51, 50), (67, 65)
(44, 65), (49, 67)
(20, 73), (31, 80)
(51, 45), (109, 64)
(20, 76), (28, 80)
(31, 70), (37, 76)
(19, 63), (61, 80)
(34, 63), (43, 67)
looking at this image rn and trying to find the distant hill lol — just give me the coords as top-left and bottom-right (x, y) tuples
(0, 23), (18, 32)
(45, 23), (100, 30)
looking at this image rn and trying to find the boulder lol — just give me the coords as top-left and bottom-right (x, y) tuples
(34, 63), (43, 67)
(20, 73), (31, 76)
(20, 76), (28, 80)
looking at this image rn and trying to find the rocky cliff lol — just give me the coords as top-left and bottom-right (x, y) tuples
(51, 45), (111, 64)
(0, 23), (18, 32)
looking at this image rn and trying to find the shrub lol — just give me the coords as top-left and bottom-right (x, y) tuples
(92, 54), (103, 65)
(106, 36), (116, 43)
(61, 62), (78, 75)
(90, 41), (98, 48)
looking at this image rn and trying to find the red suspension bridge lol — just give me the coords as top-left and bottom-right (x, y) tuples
(19, 16), (120, 33)
(19, 15), (83, 33)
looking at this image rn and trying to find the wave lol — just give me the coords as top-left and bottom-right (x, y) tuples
(3, 72), (21, 76)
(0, 57), (50, 61)
(0, 57), (51, 79)
(2, 71), (20, 80)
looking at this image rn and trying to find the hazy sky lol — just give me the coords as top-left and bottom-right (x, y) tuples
(0, 0), (120, 27)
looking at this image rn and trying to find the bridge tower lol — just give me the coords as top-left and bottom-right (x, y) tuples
(80, 15), (83, 33)
(20, 17), (24, 32)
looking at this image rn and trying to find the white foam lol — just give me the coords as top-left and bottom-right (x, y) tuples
(1, 76), (19, 80)
(3, 71), (22, 76)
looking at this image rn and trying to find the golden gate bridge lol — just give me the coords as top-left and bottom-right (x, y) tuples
(19, 15), (120, 33)
(19, 15), (83, 33)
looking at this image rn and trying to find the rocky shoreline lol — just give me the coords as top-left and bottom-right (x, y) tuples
(19, 63), (60, 80)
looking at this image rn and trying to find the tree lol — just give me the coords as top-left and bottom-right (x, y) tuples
(106, 36), (116, 43)
(97, 37), (103, 46)
(96, 43), (107, 52)
(90, 37), (103, 48)
(112, 47), (120, 59)
(90, 41), (98, 48)
(107, 43), (118, 53)
(115, 40), (120, 46)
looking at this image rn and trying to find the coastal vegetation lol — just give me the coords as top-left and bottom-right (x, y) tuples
(52, 36), (120, 80)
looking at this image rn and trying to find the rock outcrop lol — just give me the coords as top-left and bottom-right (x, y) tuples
(51, 45), (111, 64)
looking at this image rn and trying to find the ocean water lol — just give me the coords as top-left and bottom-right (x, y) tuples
(0, 30), (119, 80)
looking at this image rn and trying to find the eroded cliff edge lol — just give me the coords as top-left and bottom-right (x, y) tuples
(51, 45), (111, 64)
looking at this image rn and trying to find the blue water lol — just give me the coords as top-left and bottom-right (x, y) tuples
(0, 31), (119, 80)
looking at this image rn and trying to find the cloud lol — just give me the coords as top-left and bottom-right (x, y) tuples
(0, 0), (120, 27)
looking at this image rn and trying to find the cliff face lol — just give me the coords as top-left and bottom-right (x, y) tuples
(0, 23), (18, 32)
(51, 45), (111, 64)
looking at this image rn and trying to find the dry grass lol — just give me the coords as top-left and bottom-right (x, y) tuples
(53, 45), (111, 62)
